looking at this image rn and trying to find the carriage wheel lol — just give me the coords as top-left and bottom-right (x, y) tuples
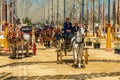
(81, 59), (85, 68)
(60, 49), (63, 64)
(57, 49), (59, 62)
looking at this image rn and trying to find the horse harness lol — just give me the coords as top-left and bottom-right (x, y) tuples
(71, 35), (84, 47)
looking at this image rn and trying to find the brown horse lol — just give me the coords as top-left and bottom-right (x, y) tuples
(7, 27), (22, 58)
(42, 27), (54, 48)
(7, 27), (30, 58)
(52, 28), (62, 47)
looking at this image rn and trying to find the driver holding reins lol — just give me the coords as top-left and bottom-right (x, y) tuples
(63, 17), (73, 39)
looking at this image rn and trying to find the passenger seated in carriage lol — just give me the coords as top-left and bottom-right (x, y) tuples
(54, 28), (61, 41)
(72, 22), (80, 35)
(63, 17), (73, 40)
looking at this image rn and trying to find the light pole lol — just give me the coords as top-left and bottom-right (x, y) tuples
(78, 0), (82, 24)
(4, 0), (7, 22)
(106, 0), (112, 51)
(93, 0), (95, 36)
(98, 0), (101, 24)
(44, 1), (45, 23)
(48, 0), (50, 23)
(0, 0), (2, 32)
(10, 0), (13, 24)
(64, 0), (66, 22)
(82, 0), (84, 25)
(108, 0), (110, 24)
(51, 0), (53, 22)
(57, 0), (59, 27)
(86, 0), (89, 28)
(117, 0), (119, 24)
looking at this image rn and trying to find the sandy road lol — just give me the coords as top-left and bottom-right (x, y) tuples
(0, 39), (120, 80)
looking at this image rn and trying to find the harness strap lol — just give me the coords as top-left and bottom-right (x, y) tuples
(72, 37), (84, 47)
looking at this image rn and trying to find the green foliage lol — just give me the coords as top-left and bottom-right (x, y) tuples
(114, 42), (120, 49)
(93, 38), (100, 44)
(22, 17), (32, 25)
(86, 38), (92, 42)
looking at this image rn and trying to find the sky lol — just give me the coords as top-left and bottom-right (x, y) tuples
(15, 0), (117, 23)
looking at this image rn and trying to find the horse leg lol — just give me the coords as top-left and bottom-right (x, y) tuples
(60, 50), (63, 64)
(9, 46), (11, 58)
(45, 41), (47, 48)
(21, 45), (24, 58)
(25, 44), (29, 57)
(48, 41), (50, 48)
(78, 44), (84, 68)
(13, 46), (16, 59)
(16, 45), (19, 58)
(84, 48), (88, 64)
(78, 48), (82, 68)
(57, 50), (59, 62)
(10, 46), (14, 58)
(81, 44), (85, 67)
(73, 49), (77, 65)
(9, 44), (13, 58)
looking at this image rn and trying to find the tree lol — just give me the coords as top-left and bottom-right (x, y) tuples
(22, 17), (32, 25)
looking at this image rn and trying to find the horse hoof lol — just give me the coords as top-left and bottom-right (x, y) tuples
(78, 64), (82, 68)
(16, 57), (18, 59)
(72, 64), (78, 68)
(74, 61), (77, 65)
(21, 55), (24, 58)
(86, 62), (88, 64)
(57, 61), (63, 64)
(9, 55), (12, 58)
(81, 65), (85, 68)
(78, 66), (81, 68)
(10, 57), (16, 59)
(25, 55), (29, 57)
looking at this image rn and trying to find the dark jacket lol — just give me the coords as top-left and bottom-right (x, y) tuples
(63, 22), (72, 34)
(72, 26), (79, 33)
(54, 32), (61, 40)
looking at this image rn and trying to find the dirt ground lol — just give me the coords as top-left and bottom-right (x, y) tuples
(0, 39), (120, 80)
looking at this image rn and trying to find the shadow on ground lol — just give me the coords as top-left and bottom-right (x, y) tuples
(1, 71), (120, 80)
(0, 59), (120, 68)
(0, 52), (33, 56)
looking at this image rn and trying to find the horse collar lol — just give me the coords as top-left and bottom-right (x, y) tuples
(74, 37), (83, 44)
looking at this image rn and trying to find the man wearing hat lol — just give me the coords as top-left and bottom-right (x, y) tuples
(63, 17), (73, 39)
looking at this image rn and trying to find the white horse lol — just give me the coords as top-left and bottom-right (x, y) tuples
(71, 27), (85, 68)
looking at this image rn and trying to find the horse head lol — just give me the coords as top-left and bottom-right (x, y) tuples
(76, 28), (85, 43)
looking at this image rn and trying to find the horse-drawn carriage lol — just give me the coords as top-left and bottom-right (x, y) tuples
(56, 28), (89, 68)
(7, 25), (35, 59)
(20, 26), (32, 45)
